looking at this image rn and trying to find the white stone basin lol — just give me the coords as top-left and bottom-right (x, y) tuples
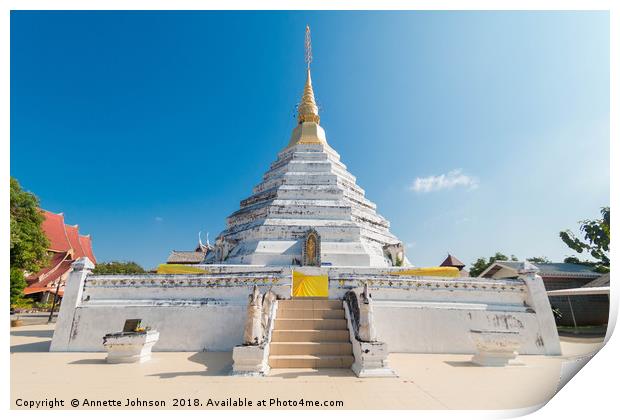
(469, 329), (520, 367)
(103, 330), (159, 364)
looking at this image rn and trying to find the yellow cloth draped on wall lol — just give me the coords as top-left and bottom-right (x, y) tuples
(292, 271), (329, 297)
(156, 264), (210, 274)
(389, 266), (460, 277)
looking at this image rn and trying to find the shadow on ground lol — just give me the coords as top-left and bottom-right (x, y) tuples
(69, 358), (107, 365)
(268, 369), (356, 378)
(149, 352), (234, 378)
(444, 360), (527, 368)
(11, 329), (54, 339)
(11, 340), (51, 353)
(10, 327), (54, 353)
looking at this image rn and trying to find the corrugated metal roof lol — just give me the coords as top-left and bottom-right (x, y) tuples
(481, 261), (601, 278)
(583, 273), (610, 288)
(535, 263), (600, 274)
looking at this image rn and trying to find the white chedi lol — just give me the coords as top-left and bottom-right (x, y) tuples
(203, 63), (407, 268)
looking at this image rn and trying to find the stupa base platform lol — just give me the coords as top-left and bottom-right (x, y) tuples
(50, 260), (560, 358)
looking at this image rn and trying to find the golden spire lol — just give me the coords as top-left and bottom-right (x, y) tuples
(297, 25), (320, 124)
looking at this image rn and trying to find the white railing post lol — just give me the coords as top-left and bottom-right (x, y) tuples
(519, 262), (561, 355)
(50, 257), (94, 351)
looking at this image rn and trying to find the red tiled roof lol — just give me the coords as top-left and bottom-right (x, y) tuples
(24, 258), (73, 295)
(79, 234), (97, 264)
(440, 254), (466, 269)
(80, 235), (97, 264)
(65, 224), (85, 259)
(26, 251), (69, 283)
(23, 286), (64, 297)
(23, 209), (96, 297)
(41, 210), (71, 252)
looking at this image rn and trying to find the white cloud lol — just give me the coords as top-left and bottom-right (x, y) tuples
(409, 169), (479, 193)
(154, 216), (164, 222)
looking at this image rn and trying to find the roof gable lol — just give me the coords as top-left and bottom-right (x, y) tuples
(440, 254), (465, 269)
(41, 210), (71, 252)
(79, 234), (97, 264)
(65, 224), (85, 259)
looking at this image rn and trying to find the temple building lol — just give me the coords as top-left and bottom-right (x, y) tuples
(479, 261), (607, 327)
(51, 27), (562, 375)
(24, 210), (96, 302)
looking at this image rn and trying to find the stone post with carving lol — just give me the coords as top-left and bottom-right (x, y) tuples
(358, 283), (377, 342)
(343, 283), (396, 377)
(233, 286), (273, 375)
(242, 286), (263, 345)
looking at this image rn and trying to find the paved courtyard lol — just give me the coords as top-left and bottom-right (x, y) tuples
(11, 323), (605, 410)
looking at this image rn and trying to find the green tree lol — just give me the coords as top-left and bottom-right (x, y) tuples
(560, 207), (610, 273)
(469, 252), (519, 278)
(92, 261), (146, 275)
(10, 177), (49, 304)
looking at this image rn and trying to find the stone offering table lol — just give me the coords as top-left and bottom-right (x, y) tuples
(103, 330), (159, 364)
(470, 329), (520, 367)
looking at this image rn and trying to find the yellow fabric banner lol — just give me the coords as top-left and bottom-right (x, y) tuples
(389, 266), (460, 278)
(156, 264), (210, 274)
(292, 271), (329, 297)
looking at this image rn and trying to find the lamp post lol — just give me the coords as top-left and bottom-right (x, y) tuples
(47, 275), (63, 324)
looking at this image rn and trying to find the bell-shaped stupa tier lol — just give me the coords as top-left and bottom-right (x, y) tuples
(205, 27), (406, 267)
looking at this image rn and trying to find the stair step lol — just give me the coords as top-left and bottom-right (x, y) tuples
(276, 309), (345, 319)
(278, 300), (342, 310)
(270, 342), (352, 355)
(275, 319), (347, 330)
(272, 329), (350, 342)
(269, 355), (354, 368)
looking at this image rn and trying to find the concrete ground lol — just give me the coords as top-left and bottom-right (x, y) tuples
(10, 323), (605, 410)
(11, 312), (56, 326)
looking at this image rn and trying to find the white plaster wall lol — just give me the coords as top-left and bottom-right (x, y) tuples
(64, 303), (246, 351)
(52, 268), (560, 355)
(373, 304), (545, 354)
(325, 275), (558, 355)
(52, 270), (294, 352)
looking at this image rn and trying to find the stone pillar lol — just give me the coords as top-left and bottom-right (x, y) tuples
(519, 263), (561, 355)
(242, 286), (263, 346)
(358, 283), (377, 342)
(233, 286), (271, 375)
(50, 257), (94, 352)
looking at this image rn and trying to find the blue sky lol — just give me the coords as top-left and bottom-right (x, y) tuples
(10, 11), (609, 270)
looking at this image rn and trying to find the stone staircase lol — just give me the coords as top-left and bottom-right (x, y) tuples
(269, 299), (354, 368)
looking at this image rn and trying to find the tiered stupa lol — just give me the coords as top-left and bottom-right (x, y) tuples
(205, 26), (406, 268)
(51, 27), (561, 361)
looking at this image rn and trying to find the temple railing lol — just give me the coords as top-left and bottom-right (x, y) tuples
(343, 290), (361, 341)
